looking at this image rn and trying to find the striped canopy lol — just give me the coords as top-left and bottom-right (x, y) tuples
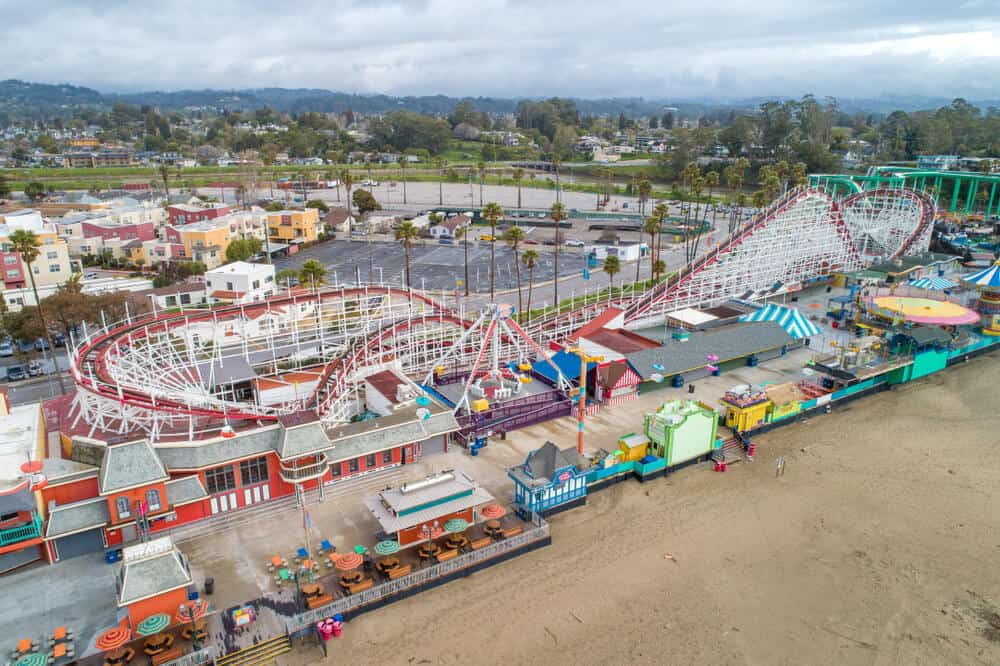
(907, 276), (956, 290)
(962, 261), (1000, 290)
(738, 303), (821, 339)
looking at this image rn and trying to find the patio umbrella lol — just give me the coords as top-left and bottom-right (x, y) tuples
(353, 544), (366, 555)
(738, 303), (821, 339)
(334, 552), (363, 571)
(175, 599), (209, 624)
(374, 540), (400, 555)
(136, 613), (171, 636)
(444, 518), (469, 533)
(14, 653), (48, 666)
(95, 626), (132, 650)
(481, 504), (506, 520)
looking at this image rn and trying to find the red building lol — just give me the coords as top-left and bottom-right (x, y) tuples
(167, 204), (231, 225)
(81, 221), (156, 243)
(1, 250), (27, 289)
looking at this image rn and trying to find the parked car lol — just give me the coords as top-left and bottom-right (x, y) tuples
(27, 360), (42, 377)
(438, 238), (454, 245)
(522, 239), (540, 245)
(564, 239), (586, 248)
(34, 338), (49, 352)
(6, 365), (27, 381)
(479, 235), (495, 242)
(17, 339), (34, 353)
(84, 272), (98, 279)
(0, 339), (13, 357)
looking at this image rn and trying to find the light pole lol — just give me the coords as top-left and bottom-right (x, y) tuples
(567, 347), (603, 455)
(178, 602), (200, 651)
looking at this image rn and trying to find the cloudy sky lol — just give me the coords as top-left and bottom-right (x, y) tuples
(3, 0), (998, 99)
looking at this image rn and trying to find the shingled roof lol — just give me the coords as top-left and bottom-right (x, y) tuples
(99, 439), (169, 495)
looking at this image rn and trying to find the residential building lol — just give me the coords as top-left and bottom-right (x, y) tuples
(167, 203), (232, 225)
(144, 282), (209, 310)
(164, 220), (231, 269)
(0, 210), (73, 290)
(429, 213), (470, 239)
(204, 261), (276, 303)
(0, 392), (48, 574)
(323, 208), (355, 234)
(267, 208), (320, 246)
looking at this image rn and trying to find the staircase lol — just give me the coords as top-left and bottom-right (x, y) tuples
(713, 437), (745, 465)
(215, 635), (291, 666)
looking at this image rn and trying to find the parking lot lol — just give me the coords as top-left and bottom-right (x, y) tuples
(274, 239), (588, 293)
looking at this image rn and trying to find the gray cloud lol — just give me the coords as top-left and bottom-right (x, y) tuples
(1, 0), (997, 99)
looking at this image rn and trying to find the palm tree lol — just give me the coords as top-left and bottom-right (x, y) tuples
(395, 220), (420, 288)
(774, 160), (790, 194)
(752, 190), (768, 209)
(687, 175), (705, 262)
(298, 259), (327, 287)
(397, 156), (408, 204)
(643, 215), (661, 283)
(455, 224), (471, 296)
(697, 170), (720, 259)
(158, 164), (172, 200)
(512, 167), (524, 209)
(652, 202), (668, 280)
(549, 201), (567, 307)
(481, 202), (504, 299)
(9, 229), (66, 394)
(477, 160), (486, 206)
(339, 168), (354, 217)
(504, 226), (526, 314)
(436, 158), (446, 205)
(603, 255), (621, 294)
(637, 179), (652, 216)
(521, 249), (539, 321)
(791, 161), (808, 188)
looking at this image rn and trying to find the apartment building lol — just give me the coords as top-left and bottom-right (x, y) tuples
(0, 210), (73, 291)
(205, 261), (276, 303)
(167, 203), (231, 225)
(267, 208), (320, 245)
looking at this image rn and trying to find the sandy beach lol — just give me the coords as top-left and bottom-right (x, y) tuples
(284, 353), (1000, 666)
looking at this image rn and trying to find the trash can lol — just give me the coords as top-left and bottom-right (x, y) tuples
(204, 577), (215, 595)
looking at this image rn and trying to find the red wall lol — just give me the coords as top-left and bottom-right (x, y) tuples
(398, 507), (473, 546)
(107, 481), (169, 525)
(81, 221), (155, 242)
(42, 476), (99, 507)
(127, 587), (189, 629)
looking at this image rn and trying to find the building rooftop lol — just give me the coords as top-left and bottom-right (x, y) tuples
(99, 439), (169, 495)
(164, 475), (208, 507)
(45, 496), (110, 539)
(363, 469), (494, 533)
(0, 400), (42, 495)
(116, 536), (192, 606)
(206, 261), (273, 276)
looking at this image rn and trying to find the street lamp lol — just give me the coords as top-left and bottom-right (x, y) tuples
(178, 602), (200, 651)
(566, 347), (604, 455)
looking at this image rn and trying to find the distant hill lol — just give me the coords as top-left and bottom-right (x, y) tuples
(0, 78), (996, 120)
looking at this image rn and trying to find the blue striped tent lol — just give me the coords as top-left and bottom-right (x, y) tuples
(738, 303), (821, 339)
(962, 261), (1000, 290)
(907, 276), (956, 290)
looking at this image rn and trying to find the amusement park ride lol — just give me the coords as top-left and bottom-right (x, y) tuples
(63, 186), (936, 442)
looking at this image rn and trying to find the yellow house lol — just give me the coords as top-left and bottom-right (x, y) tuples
(0, 210), (74, 289)
(267, 209), (319, 244)
(177, 222), (233, 269)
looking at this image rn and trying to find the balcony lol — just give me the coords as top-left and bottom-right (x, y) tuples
(0, 514), (43, 547)
(279, 453), (329, 484)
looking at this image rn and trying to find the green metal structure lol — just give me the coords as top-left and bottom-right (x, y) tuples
(810, 166), (1000, 217)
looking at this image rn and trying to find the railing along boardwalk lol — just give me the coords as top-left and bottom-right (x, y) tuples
(285, 515), (550, 633)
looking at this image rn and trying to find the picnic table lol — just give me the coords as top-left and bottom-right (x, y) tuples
(180, 619), (207, 642)
(484, 520), (502, 537)
(300, 583), (324, 598)
(15, 638), (35, 655)
(417, 542), (441, 559)
(376, 556), (400, 573)
(104, 646), (134, 666)
(142, 633), (173, 656)
(445, 533), (469, 550)
(338, 572), (364, 589)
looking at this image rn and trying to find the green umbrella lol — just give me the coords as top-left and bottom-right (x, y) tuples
(444, 518), (468, 533)
(15, 654), (48, 666)
(374, 540), (400, 555)
(136, 612), (171, 635)
(354, 544), (366, 555)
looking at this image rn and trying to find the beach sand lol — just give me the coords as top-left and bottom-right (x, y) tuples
(284, 354), (1000, 665)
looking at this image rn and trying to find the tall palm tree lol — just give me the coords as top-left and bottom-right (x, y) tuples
(455, 224), (470, 296)
(652, 202), (668, 280)
(158, 164), (172, 200)
(687, 175), (705, 262)
(504, 226), (526, 314)
(512, 167), (524, 209)
(397, 156), (408, 204)
(477, 160), (486, 206)
(9, 229), (66, 394)
(481, 202), (504, 299)
(752, 190), (768, 209)
(552, 157), (562, 203)
(549, 201), (567, 308)
(339, 168), (354, 216)
(643, 215), (661, 283)
(774, 160), (790, 194)
(637, 179), (652, 216)
(436, 158), (446, 205)
(791, 161), (808, 188)
(395, 220), (420, 288)
(521, 249), (539, 321)
(603, 255), (621, 293)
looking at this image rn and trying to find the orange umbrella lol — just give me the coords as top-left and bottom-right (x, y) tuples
(95, 626), (131, 650)
(334, 552), (363, 571)
(175, 599), (209, 624)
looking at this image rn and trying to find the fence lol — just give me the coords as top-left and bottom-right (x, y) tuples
(284, 514), (550, 633)
(161, 646), (218, 666)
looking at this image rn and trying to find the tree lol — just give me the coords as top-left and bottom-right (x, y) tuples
(264, 201), (284, 212)
(651, 202), (668, 281)
(637, 179), (652, 217)
(340, 168), (355, 217)
(521, 249), (539, 320)
(791, 161), (808, 188)
(436, 158), (446, 205)
(662, 112), (674, 129)
(225, 237), (263, 263)
(158, 164), (172, 200)
(477, 160), (486, 206)
(752, 190), (768, 209)
(552, 157), (562, 203)
(23, 181), (46, 201)
(8, 229), (66, 394)
(395, 221), (420, 288)
(603, 254), (622, 292)
(512, 167), (524, 209)
(0, 172), (10, 199)
(549, 201), (568, 307)
(454, 224), (471, 296)
(643, 215), (661, 283)
(298, 259), (327, 287)
(504, 226), (526, 315)
(353, 188), (381, 279)
(481, 202), (504, 299)
(276, 268), (299, 285)
(305, 199), (329, 213)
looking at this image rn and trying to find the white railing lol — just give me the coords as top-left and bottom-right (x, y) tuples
(285, 515), (550, 632)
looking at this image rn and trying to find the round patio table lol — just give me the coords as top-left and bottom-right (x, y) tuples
(376, 556), (400, 573)
(300, 583), (322, 598)
(484, 519), (502, 536)
(338, 572), (363, 589)
(418, 542), (441, 559)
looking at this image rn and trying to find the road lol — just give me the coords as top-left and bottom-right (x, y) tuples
(1, 349), (71, 405)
